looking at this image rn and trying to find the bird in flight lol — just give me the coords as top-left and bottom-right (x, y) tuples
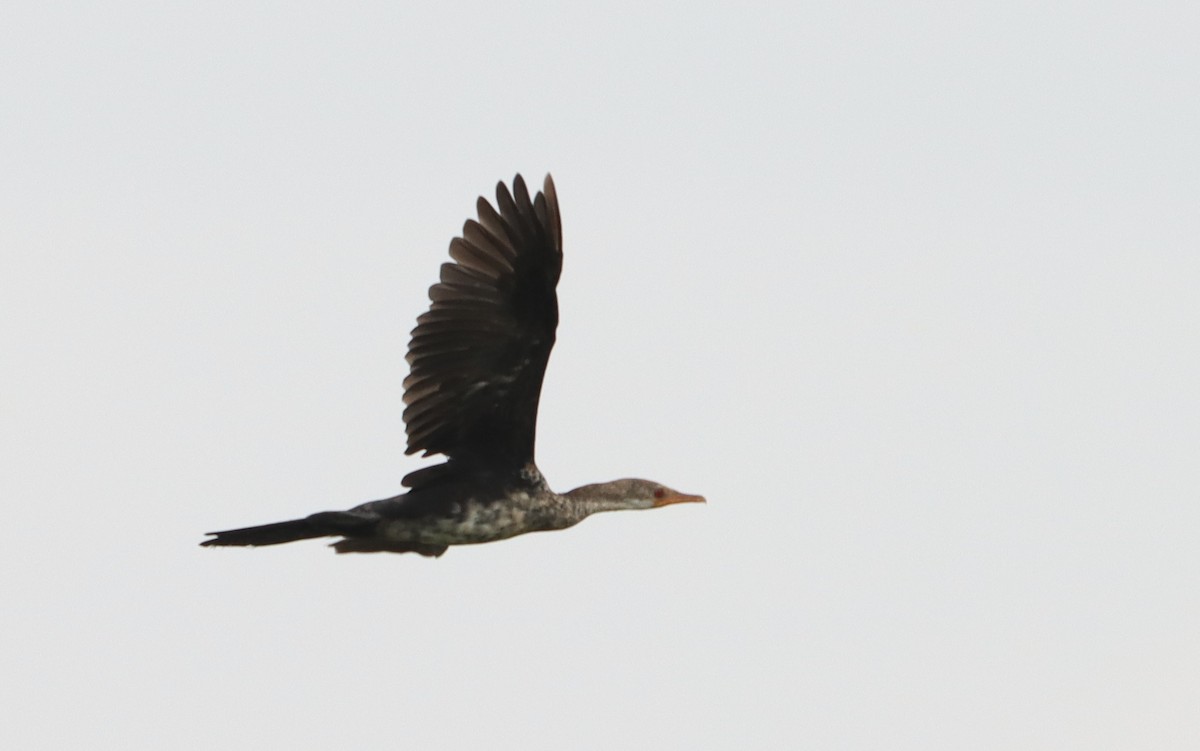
(202, 174), (703, 556)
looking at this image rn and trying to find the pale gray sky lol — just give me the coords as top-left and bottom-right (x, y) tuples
(2, 2), (1197, 748)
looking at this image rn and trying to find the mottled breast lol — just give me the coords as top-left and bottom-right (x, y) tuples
(379, 491), (572, 546)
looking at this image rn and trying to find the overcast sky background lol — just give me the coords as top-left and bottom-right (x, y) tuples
(2, 2), (1197, 748)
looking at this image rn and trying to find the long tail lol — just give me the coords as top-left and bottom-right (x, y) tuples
(201, 511), (375, 548)
(201, 519), (322, 547)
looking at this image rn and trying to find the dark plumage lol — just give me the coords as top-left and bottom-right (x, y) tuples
(202, 175), (703, 556)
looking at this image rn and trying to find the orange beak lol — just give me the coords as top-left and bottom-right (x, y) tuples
(653, 490), (707, 508)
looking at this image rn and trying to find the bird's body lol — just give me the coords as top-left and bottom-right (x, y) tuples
(202, 175), (702, 556)
(325, 464), (574, 555)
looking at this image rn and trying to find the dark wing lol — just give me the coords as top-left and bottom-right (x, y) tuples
(402, 174), (562, 474)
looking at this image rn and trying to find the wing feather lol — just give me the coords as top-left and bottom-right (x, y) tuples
(402, 174), (562, 475)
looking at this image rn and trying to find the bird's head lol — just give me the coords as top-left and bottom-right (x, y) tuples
(564, 478), (706, 514)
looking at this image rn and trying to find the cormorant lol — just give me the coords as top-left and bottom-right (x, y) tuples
(201, 175), (703, 556)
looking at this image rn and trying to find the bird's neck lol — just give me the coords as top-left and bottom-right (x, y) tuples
(561, 482), (650, 519)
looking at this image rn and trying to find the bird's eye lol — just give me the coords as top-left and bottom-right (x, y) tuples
(653, 488), (666, 499)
